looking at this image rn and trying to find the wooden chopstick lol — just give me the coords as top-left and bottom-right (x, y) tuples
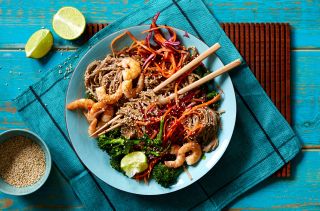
(152, 43), (221, 93)
(90, 114), (122, 137)
(159, 58), (242, 104)
(97, 123), (122, 136)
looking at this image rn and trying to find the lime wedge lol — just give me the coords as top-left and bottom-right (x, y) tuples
(25, 29), (53, 59)
(120, 151), (148, 178)
(52, 7), (86, 40)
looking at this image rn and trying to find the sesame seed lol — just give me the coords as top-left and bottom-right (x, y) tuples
(0, 136), (46, 187)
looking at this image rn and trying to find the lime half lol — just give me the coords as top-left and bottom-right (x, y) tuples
(25, 29), (53, 59)
(120, 151), (148, 178)
(52, 7), (86, 40)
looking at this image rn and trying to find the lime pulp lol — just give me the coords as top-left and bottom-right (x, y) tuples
(120, 151), (148, 178)
(52, 7), (86, 40)
(25, 29), (53, 59)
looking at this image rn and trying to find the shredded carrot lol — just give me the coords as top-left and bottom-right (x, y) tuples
(192, 98), (205, 103)
(135, 125), (144, 138)
(164, 94), (221, 141)
(136, 119), (160, 126)
(110, 31), (128, 56)
(144, 103), (157, 116)
(186, 124), (203, 137)
(185, 94), (221, 115)
(134, 158), (160, 180)
(125, 31), (158, 55)
(162, 106), (174, 119)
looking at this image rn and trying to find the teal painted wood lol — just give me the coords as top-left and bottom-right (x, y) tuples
(0, 151), (319, 210)
(0, 51), (73, 100)
(199, 151), (320, 210)
(0, 165), (83, 210)
(1, 51), (318, 146)
(292, 51), (320, 146)
(0, 0), (319, 48)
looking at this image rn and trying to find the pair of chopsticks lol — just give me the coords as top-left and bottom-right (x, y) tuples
(91, 43), (241, 137)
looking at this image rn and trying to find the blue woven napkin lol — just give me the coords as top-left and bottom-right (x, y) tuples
(13, 0), (301, 210)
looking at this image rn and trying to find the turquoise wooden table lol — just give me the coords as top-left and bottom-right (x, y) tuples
(0, 0), (319, 209)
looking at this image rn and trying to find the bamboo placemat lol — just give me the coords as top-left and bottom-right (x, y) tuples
(221, 23), (291, 177)
(83, 23), (291, 177)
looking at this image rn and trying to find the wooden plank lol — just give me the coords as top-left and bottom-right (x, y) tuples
(226, 151), (320, 210)
(0, 0), (319, 48)
(291, 51), (320, 146)
(0, 51), (73, 100)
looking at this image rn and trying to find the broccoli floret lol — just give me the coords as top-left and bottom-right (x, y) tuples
(98, 135), (138, 172)
(136, 120), (164, 157)
(105, 128), (121, 139)
(137, 134), (163, 157)
(98, 135), (138, 158)
(152, 163), (182, 188)
(98, 121), (166, 172)
(109, 156), (122, 172)
(194, 64), (210, 77)
(206, 90), (218, 100)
